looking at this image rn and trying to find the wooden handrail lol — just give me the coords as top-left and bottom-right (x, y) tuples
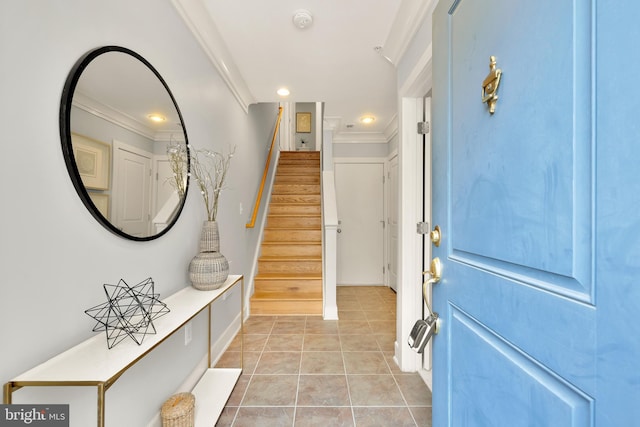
(246, 106), (283, 228)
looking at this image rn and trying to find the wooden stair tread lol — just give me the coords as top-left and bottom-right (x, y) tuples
(255, 272), (322, 279)
(264, 229), (320, 232)
(276, 172), (320, 176)
(270, 196), (321, 204)
(263, 231), (321, 242)
(271, 201), (319, 203)
(261, 241), (320, 245)
(267, 213), (320, 216)
(250, 302), (323, 316)
(251, 297), (323, 302)
(259, 255), (321, 261)
(270, 202), (320, 205)
(266, 226), (321, 230)
(263, 228), (321, 233)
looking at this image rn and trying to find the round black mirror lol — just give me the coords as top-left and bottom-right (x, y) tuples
(60, 46), (189, 241)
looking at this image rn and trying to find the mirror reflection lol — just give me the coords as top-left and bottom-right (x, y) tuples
(61, 46), (189, 240)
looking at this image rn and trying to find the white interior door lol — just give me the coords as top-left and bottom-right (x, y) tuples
(335, 161), (384, 285)
(387, 155), (399, 291)
(112, 141), (152, 237)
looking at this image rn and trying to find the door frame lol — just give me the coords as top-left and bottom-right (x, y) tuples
(421, 96), (434, 379)
(395, 43), (434, 377)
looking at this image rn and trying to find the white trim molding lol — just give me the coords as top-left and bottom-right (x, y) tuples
(383, 0), (438, 65)
(171, 0), (255, 113)
(332, 133), (389, 144)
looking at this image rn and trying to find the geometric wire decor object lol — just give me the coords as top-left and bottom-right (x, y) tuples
(85, 277), (170, 349)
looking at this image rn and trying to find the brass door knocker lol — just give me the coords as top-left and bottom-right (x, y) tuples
(482, 56), (502, 114)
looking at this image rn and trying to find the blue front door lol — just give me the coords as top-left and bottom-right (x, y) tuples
(431, 0), (640, 425)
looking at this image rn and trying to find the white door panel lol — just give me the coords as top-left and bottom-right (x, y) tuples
(335, 162), (384, 285)
(387, 155), (399, 291)
(113, 141), (152, 237)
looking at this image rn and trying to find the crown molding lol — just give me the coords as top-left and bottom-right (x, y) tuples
(325, 115), (396, 144)
(399, 42), (433, 97)
(383, 0), (437, 65)
(171, 0), (255, 113)
(73, 93), (156, 140)
(73, 93), (185, 143)
(332, 132), (389, 144)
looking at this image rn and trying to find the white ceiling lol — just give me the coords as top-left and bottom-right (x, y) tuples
(172, 0), (432, 142)
(74, 50), (183, 141)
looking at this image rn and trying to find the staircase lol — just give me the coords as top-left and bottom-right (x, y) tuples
(250, 151), (323, 315)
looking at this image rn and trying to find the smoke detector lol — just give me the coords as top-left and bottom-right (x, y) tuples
(293, 9), (313, 29)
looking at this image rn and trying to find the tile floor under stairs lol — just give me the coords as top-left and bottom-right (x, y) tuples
(215, 286), (432, 426)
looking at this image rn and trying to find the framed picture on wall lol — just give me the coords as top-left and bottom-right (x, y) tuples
(296, 112), (312, 133)
(71, 133), (111, 190)
(88, 192), (110, 220)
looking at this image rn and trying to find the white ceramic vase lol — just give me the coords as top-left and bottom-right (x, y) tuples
(189, 221), (229, 290)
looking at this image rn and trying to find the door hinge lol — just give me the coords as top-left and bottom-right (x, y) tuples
(417, 121), (430, 135)
(416, 221), (430, 235)
(383, 265), (386, 274)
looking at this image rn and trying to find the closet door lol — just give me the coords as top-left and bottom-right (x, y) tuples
(335, 161), (384, 285)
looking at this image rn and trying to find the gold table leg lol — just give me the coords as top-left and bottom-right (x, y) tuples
(3, 382), (13, 404)
(97, 383), (105, 427)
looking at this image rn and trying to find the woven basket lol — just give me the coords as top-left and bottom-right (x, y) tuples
(161, 392), (195, 427)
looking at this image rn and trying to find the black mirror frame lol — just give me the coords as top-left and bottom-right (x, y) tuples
(60, 46), (190, 241)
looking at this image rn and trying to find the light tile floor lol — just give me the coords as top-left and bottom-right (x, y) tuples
(214, 286), (432, 427)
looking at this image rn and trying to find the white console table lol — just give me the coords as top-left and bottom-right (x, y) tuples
(3, 275), (244, 427)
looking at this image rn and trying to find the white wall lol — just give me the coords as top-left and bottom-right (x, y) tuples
(0, 1), (276, 426)
(295, 102), (316, 150)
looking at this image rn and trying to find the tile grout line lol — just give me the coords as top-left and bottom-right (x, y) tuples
(232, 317), (274, 426)
(338, 318), (358, 427)
(291, 315), (307, 426)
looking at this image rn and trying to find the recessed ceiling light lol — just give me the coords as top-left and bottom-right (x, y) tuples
(147, 114), (166, 123)
(277, 88), (290, 97)
(360, 116), (375, 124)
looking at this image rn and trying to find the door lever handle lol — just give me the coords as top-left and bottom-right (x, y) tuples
(422, 257), (442, 285)
(410, 257), (443, 353)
